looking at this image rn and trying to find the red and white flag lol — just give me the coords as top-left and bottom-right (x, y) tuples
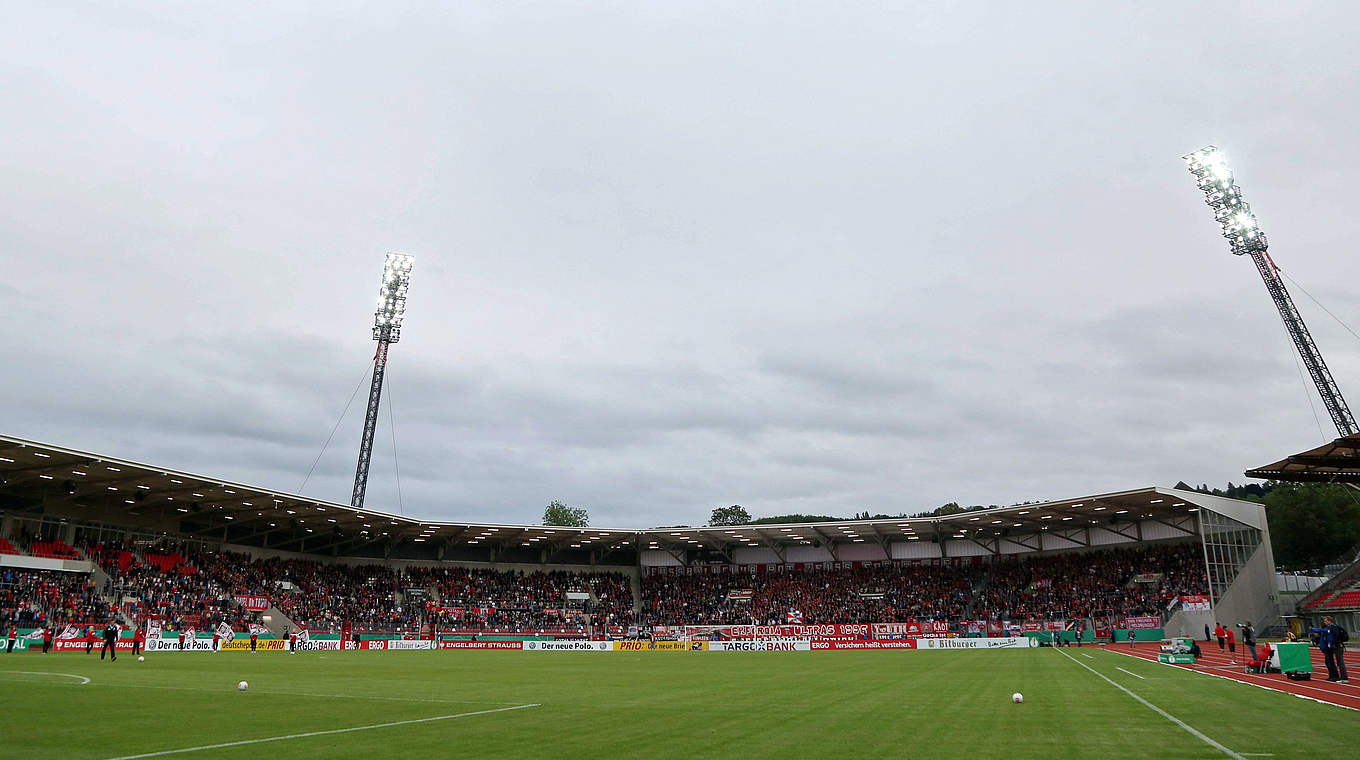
(296, 629), (310, 644)
(249, 623), (270, 636)
(57, 625), (81, 640)
(786, 610), (803, 624)
(216, 623), (235, 642)
(22, 628), (45, 640)
(146, 621), (162, 639)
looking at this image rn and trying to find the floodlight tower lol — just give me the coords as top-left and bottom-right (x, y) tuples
(1184, 146), (1357, 436)
(352, 253), (415, 509)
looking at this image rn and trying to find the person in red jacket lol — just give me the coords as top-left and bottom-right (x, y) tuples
(132, 627), (145, 656)
(6, 626), (17, 654)
(1214, 624), (1226, 652)
(42, 627), (54, 654)
(1225, 627), (1237, 664)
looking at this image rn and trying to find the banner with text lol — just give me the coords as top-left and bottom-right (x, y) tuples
(233, 594), (269, 612)
(613, 640), (708, 652)
(918, 637), (1037, 650)
(1180, 595), (1212, 611)
(523, 640), (613, 651)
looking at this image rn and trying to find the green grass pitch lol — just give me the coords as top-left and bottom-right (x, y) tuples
(1, 648), (1354, 759)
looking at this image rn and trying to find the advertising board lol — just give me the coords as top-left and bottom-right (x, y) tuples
(917, 637), (1037, 650)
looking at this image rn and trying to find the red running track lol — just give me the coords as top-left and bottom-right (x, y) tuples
(1102, 642), (1360, 710)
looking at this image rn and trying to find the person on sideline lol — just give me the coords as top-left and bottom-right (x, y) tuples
(1311, 616), (1350, 683)
(1237, 621), (1257, 662)
(41, 627), (53, 654)
(1214, 623), (1226, 652)
(6, 626), (16, 654)
(131, 626), (144, 656)
(1204, 623), (1211, 642)
(1225, 626), (1237, 664)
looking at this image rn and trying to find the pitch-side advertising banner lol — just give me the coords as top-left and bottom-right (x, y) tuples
(917, 637), (1038, 650)
(523, 640), (613, 651)
(708, 640), (811, 652)
(220, 639), (288, 651)
(809, 640), (917, 650)
(52, 639), (138, 652)
(613, 640), (708, 652)
(145, 637), (217, 652)
(357, 640), (435, 651)
(439, 641), (525, 650)
(1122, 616), (1162, 630)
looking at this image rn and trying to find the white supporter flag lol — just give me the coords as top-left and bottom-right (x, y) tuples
(147, 621), (162, 639)
(296, 629), (310, 643)
(58, 625), (81, 640)
(216, 623), (235, 642)
(249, 623), (270, 636)
(22, 628), (45, 640)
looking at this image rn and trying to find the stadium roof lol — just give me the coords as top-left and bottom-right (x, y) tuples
(1244, 433), (1360, 484)
(0, 433), (1218, 559)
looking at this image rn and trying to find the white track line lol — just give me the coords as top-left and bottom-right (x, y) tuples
(1054, 649), (1244, 760)
(102, 703), (540, 760)
(1111, 650), (1359, 712)
(1116, 667), (1145, 680)
(1080, 653), (1094, 659)
(0, 670), (90, 685)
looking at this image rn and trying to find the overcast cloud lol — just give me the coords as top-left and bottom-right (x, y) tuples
(3, 2), (1359, 527)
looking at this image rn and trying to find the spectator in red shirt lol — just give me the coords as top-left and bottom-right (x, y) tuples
(1225, 627), (1237, 664)
(1214, 624), (1226, 652)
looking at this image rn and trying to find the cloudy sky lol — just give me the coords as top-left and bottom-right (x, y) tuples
(3, 2), (1359, 528)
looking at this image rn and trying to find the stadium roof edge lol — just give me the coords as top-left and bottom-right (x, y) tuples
(0, 433), (1252, 552)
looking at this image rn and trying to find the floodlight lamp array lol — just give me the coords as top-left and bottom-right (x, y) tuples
(372, 253), (414, 342)
(1184, 146), (1267, 255)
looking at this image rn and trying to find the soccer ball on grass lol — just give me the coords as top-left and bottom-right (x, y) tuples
(237, 681), (249, 692)
(1012, 692), (1024, 703)
(137, 656), (144, 662)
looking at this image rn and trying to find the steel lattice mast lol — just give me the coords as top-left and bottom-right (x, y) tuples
(352, 253), (415, 508)
(1184, 146), (1357, 437)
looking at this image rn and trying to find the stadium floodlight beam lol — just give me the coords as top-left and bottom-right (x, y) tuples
(352, 253), (415, 509)
(1184, 146), (1357, 437)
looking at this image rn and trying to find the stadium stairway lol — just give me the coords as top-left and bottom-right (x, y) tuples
(629, 573), (642, 618)
(85, 553), (136, 627)
(264, 604), (300, 636)
(961, 564), (993, 620)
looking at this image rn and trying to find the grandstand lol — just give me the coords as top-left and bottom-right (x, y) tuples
(0, 433), (1278, 641)
(1247, 432), (1360, 634)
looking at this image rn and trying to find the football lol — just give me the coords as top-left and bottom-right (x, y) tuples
(137, 656), (144, 662)
(237, 681), (249, 692)
(1012, 692), (1024, 703)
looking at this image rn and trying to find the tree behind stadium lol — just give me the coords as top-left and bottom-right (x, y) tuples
(543, 501), (589, 527)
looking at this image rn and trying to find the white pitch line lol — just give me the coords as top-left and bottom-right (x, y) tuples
(1116, 667), (1146, 680)
(101, 681), (521, 705)
(103, 702), (541, 760)
(0, 670), (91, 685)
(1055, 648), (1244, 760)
(1080, 653), (1095, 659)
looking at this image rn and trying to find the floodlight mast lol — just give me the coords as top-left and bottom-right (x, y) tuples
(1184, 146), (1357, 437)
(352, 253), (415, 509)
